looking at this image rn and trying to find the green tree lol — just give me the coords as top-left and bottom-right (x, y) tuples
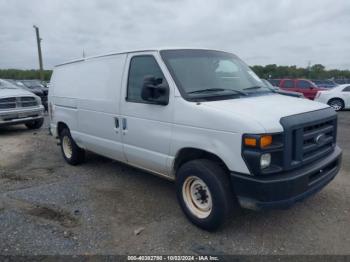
(250, 64), (350, 80)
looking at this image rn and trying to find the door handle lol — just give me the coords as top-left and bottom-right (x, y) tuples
(114, 117), (120, 133)
(122, 118), (127, 130)
(114, 117), (119, 128)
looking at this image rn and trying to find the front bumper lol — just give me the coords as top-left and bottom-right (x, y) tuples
(231, 146), (342, 210)
(0, 106), (44, 127)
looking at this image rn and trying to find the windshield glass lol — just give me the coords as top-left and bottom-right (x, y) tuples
(160, 49), (271, 100)
(0, 79), (18, 89)
(261, 79), (277, 90)
(22, 80), (44, 88)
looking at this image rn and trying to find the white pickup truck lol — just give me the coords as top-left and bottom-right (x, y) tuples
(49, 48), (342, 230)
(0, 79), (44, 129)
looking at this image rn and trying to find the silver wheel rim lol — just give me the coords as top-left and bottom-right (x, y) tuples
(330, 101), (342, 111)
(182, 176), (212, 219)
(62, 136), (73, 159)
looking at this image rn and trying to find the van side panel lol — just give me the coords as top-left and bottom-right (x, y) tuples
(51, 54), (127, 162)
(76, 54), (127, 161)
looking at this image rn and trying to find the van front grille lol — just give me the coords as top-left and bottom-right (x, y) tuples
(298, 119), (336, 163)
(280, 108), (337, 171)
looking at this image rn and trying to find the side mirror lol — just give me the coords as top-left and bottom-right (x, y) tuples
(141, 76), (169, 105)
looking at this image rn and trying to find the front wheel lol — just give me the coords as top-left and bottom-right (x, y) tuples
(25, 118), (44, 129)
(176, 159), (234, 230)
(328, 98), (344, 111)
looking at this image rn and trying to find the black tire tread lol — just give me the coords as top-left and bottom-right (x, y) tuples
(25, 118), (44, 129)
(176, 159), (234, 230)
(328, 98), (344, 111)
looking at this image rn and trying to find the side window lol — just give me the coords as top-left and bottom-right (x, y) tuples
(342, 86), (350, 92)
(283, 80), (294, 88)
(127, 55), (165, 103)
(297, 80), (311, 88)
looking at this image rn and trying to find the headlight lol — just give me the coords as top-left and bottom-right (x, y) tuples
(242, 133), (283, 175)
(260, 153), (271, 169)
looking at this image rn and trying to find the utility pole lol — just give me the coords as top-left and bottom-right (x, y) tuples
(33, 25), (44, 81)
(307, 60), (311, 79)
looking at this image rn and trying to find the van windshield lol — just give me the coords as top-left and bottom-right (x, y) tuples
(160, 49), (272, 101)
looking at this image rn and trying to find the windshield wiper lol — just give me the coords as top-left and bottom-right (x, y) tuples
(188, 88), (247, 96)
(243, 86), (264, 91)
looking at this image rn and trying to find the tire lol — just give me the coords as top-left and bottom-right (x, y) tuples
(328, 98), (344, 111)
(176, 159), (234, 230)
(25, 118), (44, 129)
(59, 128), (85, 165)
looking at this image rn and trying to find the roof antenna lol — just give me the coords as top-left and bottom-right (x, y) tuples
(82, 49), (86, 58)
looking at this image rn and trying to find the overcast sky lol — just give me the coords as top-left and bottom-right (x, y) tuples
(0, 0), (349, 70)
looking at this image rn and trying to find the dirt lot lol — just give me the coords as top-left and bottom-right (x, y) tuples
(0, 112), (349, 255)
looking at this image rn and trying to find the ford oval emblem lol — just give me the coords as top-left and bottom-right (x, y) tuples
(315, 133), (326, 145)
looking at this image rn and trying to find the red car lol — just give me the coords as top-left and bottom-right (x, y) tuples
(277, 79), (325, 100)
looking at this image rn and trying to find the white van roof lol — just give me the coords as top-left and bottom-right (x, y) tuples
(55, 47), (228, 67)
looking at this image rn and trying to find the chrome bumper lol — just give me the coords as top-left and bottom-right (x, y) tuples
(0, 106), (44, 126)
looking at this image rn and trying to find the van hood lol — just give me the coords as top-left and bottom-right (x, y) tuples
(201, 93), (329, 132)
(0, 88), (36, 98)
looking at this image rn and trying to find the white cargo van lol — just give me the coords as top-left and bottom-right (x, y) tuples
(49, 49), (342, 230)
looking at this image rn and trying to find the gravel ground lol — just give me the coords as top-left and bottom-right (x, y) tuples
(0, 112), (349, 255)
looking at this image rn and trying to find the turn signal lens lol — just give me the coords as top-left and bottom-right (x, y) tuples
(244, 137), (257, 147)
(260, 135), (272, 148)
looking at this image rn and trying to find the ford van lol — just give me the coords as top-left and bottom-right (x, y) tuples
(49, 49), (342, 230)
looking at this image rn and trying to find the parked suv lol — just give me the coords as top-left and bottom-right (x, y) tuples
(277, 79), (325, 100)
(262, 79), (304, 98)
(0, 79), (44, 129)
(49, 49), (342, 230)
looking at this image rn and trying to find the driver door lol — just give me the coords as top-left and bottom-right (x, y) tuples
(119, 52), (174, 176)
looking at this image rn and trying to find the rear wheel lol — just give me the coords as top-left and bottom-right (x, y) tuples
(59, 128), (85, 165)
(25, 118), (44, 129)
(176, 159), (234, 230)
(328, 98), (344, 111)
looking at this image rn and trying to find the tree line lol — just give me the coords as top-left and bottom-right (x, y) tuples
(0, 69), (52, 81)
(1, 64), (350, 82)
(250, 64), (350, 80)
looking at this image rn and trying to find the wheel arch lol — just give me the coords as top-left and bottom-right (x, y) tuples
(173, 147), (230, 176)
(328, 97), (345, 104)
(327, 97), (345, 110)
(57, 121), (70, 137)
